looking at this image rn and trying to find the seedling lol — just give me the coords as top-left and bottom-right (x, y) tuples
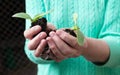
(71, 13), (85, 46)
(12, 10), (54, 60)
(12, 11), (84, 60)
(63, 13), (85, 46)
(12, 9), (54, 32)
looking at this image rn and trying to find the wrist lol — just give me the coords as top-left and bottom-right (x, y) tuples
(81, 37), (110, 63)
(81, 37), (89, 56)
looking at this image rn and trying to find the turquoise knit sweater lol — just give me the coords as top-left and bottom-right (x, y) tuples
(25, 0), (120, 75)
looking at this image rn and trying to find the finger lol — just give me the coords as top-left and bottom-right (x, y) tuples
(24, 25), (41, 39)
(48, 51), (65, 62)
(56, 30), (80, 48)
(46, 37), (66, 59)
(34, 39), (47, 57)
(49, 53), (64, 62)
(27, 32), (47, 50)
(49, 31), (76, 57)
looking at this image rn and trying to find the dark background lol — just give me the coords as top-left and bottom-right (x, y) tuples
(0, 0), (37, 75)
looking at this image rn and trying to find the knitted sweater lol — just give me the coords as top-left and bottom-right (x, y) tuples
(25, 0), (120, 75)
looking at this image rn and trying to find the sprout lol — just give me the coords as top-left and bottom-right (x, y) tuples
(12, 9), (54, 23)
(72, 13), (85, 46)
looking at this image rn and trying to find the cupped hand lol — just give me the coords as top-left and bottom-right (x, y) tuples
(46, 29), (87, 62)
(24, 23), (56, 57)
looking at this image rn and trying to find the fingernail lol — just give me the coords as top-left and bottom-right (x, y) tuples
(50, 32), (55, 37)
(34, 25), (40, 31)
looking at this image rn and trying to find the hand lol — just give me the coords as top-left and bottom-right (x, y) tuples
(24, 23), (56, 57)
(46, 29), (87, 62)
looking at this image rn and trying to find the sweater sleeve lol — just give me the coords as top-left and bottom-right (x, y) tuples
(24, 0), (54, 64)
(98, 0), (120, 67)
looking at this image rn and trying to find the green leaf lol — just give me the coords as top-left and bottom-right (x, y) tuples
(76, 28), (85, 46)
(32, 9), (54, 22)
(12, 12), (33, 21)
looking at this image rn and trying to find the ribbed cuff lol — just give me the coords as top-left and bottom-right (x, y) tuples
(99, 37), (120, 67)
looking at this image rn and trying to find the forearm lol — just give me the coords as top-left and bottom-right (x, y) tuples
(82, 37), (110, 63)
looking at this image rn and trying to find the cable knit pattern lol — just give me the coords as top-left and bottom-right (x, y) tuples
(57, 0), (64, 29)
(25, 0), (120, 75)
(68, 0), (74, 27)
